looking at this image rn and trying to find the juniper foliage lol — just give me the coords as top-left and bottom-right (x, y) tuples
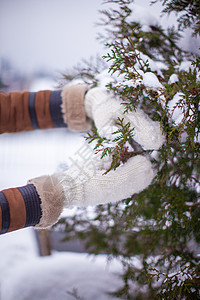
(153, 0), (200, 36)
(58, 0), (200, 298)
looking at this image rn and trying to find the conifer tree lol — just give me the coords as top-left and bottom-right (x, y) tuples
(58, 0), (200, 298)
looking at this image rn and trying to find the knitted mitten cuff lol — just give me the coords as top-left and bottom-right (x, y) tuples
(28, 175), (64, 229)
(61, 84), (92, 132)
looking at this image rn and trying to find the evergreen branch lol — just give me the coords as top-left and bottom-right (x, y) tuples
(59, 1), (200, 298)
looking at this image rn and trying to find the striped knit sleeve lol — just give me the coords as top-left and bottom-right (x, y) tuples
(0, 84), (92, 134)
(0, 90), (67, 133)
(0, 184), (42, 234)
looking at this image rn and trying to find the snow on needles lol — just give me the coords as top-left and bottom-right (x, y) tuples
(126, 3), (159, 32)
(142, 72), (163, 90)
(167, 92), (186, 125)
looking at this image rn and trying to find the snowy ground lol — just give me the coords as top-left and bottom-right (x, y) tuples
(0, 228), (126, 300)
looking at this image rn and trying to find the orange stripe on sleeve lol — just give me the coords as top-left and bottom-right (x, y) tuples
(2, 188), (27, 232)
(0, 91), (34, 133)
(34, 90), (55, 129)
(0, 204), (2, 233)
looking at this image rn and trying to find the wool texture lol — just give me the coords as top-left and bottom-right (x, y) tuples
(61, 84), (92, 132)
(28, 175), (64, 229)
(84, 87), (165, 150)
(53, 155), (154, 207)
(27, 153), (154, 229)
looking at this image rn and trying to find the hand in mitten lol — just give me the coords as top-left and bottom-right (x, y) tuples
(84, 87), (165, 150)
(0, 86), (164, 234)
(0, 154), (154, 234)
(28, 154), (154, 229)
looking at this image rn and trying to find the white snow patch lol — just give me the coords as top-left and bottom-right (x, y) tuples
(135, 51), (167, 77)
(142, 72), (163, 90)
(96, 68), (115, 88)
(1, 251), (123, 300)
(0, 228), (38, 283)
(0, 228), (125, 300)
(179, 61), (194, 72)
(167, 92), (185, 125)
(168, 74), (179, 84)
(127, 3), (159, 28)
(177, 60), (200, 81)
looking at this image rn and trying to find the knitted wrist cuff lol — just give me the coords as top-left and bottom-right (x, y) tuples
(28, 90), (67, 130)
(61, 84), (92, 132)
(28, 175), (64, 229)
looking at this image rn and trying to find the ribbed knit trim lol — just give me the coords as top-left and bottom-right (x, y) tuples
(28, 92), (40, 129)
(0, 185), (42, 234)
(0, 191), (10, 234)
(18, 184), (42, 228)
(49, 90), (67, 128)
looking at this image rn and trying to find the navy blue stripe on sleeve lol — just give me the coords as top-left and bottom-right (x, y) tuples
(28, 92), (40, 129)
(49, 90), (67, 128)
(0, 191), (10, 234)
(18, 184), (42, 227)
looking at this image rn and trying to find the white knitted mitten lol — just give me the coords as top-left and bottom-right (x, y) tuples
(84, 87), (165, 150)
(29, 87), (165, 229)
(54, 154), (154, 207)
(30, 154), (154, 228)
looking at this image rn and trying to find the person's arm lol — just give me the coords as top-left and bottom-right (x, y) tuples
(0, 84), (91, 133)
(0, 184), (42, 234)
(0, 155), (154, 235)
(0, 87), (165, 235)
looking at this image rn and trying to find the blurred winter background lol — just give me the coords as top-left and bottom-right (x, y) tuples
(0, 0), (104, 190)
(0, 1), (199, 299)
(0, 0), (198, 190)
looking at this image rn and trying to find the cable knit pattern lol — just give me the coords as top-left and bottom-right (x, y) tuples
(28, 154), (154, 228)
(53, 155), (154, 208)
(84, 155), (154, 206)
(85, 87), (165, 150)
